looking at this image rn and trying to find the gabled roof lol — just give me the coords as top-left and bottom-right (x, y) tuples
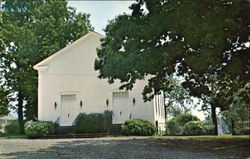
(33, 31), (104, 70)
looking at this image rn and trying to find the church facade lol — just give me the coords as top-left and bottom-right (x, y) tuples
(34, 32), (165, 132)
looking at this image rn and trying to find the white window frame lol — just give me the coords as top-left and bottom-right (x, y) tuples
(112, 91), (129, 98)
(61, 94), (77, 102)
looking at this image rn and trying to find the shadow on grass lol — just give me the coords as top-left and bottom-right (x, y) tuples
(0, 133), (27, 139)
(0, 137), (249, 159)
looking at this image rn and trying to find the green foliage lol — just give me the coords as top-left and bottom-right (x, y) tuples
(73, 110), (113, 133)
(165, 77), (193, 119)
(181, 121), (214, 136)
(202, 124), (215, 135)
(166, 104), (191, 119)
(95, 0), (249, 135)
(174, 114), (200, 126)
(25, 121), (56, 138)
(0, 133), (27, 139)
(4, 120), (20, 134)
(0, 87), (9, 117)
(165, 114), (213, 135)
(236, 127), (250, 135)
(95, 0), (250, 101)
(182, 121), (203, 136)
(223, 82), (250, 134)
(165, 119), (182, 135)
(0, 0), (93, 133)
(121, 118), (156, 136)
(165, 114), (200, 135)
(103, 110), (113, 131)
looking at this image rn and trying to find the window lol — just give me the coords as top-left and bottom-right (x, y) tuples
(61, 94), (77, 102)
(113, 92), (129, 98)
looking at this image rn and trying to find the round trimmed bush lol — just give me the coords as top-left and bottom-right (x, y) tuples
(121, 119), (156, 136)
(181, 121), (203, 135)
(175, 114), (200, 126)
(165, 119), (182, 135)
(25, 121), (56, 138)
(202, 124), (214, 135)
(5, 120), (20, 134)
(165, 114), (200, 135)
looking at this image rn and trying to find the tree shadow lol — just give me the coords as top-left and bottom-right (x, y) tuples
(0, 138), (247, 159)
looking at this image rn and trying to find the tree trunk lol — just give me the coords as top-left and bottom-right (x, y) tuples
(231, 119), (235, 135)
(164, 93), (167, 120)
(211, 105), (218, 135)
(241, 117), (244, 128)
(17, 92), (24, 134)
(165, 106), (168, 119)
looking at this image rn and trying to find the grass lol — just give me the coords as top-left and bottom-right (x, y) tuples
(152, 135), (250, 157)
(0, 133), (27, 139)
(104, 135), (250, 158)
(154, 134), (250, 141)
(153, 135), (250, 147)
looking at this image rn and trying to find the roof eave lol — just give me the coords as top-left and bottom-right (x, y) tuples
(33, 65), (48, 71)
(33, 31), (104, 71)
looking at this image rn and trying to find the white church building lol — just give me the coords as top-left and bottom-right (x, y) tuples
(34, 32), (165, 132)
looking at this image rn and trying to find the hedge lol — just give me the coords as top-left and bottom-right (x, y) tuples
(5, 120), (20, 134)
(73, 110), (112, 133)
(165, 114), (214, 136)
(121, 118), (157, 136)
(25, 121), (57, 138)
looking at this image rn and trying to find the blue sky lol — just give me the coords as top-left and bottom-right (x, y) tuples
(67, 1), (134, 35)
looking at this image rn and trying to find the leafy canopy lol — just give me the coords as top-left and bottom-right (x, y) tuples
(0, 87), (9, 117)
(95, 0), (250, 101)
(0, 0), (93, 119)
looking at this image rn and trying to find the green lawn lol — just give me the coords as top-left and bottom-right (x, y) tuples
(154, 135), (250, 141)
(0, 133), (27, 139)
(153, 135), (250, 157)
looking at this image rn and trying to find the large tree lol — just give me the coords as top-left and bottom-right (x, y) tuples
(0, 87), (9, 117)
(163, 77), (192, 119)
(222, 82), (250, 134)
(95, 0), (250, 134)
(0, 0), (93, 133)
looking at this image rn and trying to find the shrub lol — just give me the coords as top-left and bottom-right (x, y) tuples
(24, 120), (38, 128)
(165, 114), (200, 135)
(201, 124), (214, 135)
(73, 110), (113, 133)
(165, 119), (182, 135)
(5, 120), (20, 134)
(175, 114), (200, 126)
(121, 119), (157, 136)
(181, 121), (203, 136)
(236, 127), (250, 135)
(25, 121), (56, 138)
